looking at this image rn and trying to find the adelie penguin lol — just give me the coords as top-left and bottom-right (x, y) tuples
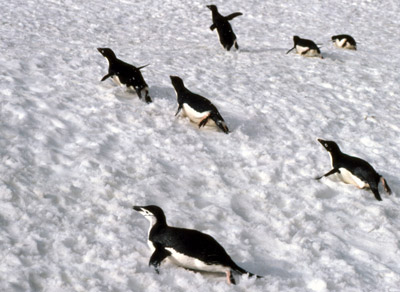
(286, 36), (323, 58)
(207, 5), (242, 51)
(316, 139), (392, 201)
(97, 48), (152, 103)
(133, 205), (261, 284)
(170, 76), (229, 134)
(331, 34), (357, 50)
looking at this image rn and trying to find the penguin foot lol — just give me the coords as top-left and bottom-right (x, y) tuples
(381, 177), (392, 194)
(226, 270), (236, 285)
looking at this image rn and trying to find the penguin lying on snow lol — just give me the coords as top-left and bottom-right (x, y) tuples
(207, 5), (242, 51)
(170, 76), (229, 134)
(331, 34), (357, 50)
(133, 205), (261, 284)
(286, 36), (323, 58)
(316, 139), (392, 201)
(97, 48), (152, 103)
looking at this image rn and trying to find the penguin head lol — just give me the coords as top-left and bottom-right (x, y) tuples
(133, 205), (167, 225)
(170, 75), (185, 91)
(206, 5), (218, 12)
(317, 139), (341, 153)
(97, 48), (117, 61)
(293, 36), (300, 44)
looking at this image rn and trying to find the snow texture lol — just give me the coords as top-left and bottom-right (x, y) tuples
(1, 0), (400, 291)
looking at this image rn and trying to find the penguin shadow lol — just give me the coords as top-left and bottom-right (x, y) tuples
(239, 47), (287, 54)
(148, 85), (176, 101)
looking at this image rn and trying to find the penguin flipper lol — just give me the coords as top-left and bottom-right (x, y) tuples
(210, 23), (216, 31)
(101, 73), (112, 81)
(286, 47), (295, 54)
(315, 168), (339, 180)
(175, 105), (182, 116)
(149, 244), (171, 273)
(225, 12), (243, 21)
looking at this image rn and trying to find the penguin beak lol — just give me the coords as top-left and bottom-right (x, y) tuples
(133, 206), (143, 212)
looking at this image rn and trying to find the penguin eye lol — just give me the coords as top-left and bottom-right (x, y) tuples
(324, 143), (328, 147)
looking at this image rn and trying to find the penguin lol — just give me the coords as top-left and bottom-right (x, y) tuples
(207, 5), (242, 51)
(316, 139), (392, 201)
(286, 36), (323, 58)
(97, 48), (152, 103)
(170, 76), (229, 134)
(133, 205), (261, 284)
(331, 34), (357, 50)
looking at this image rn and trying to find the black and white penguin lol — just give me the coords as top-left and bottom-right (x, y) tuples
(331, 34), (357, 50)
(286, 36), (323, 58)
(97, 48), (152, 103)
(170, 76), (229, 134)
(133, 205), (261, 284)
(316, 139), (392, 201)
(207, 5), (242, 51)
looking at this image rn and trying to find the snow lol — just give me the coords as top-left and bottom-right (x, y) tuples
(1, 0), (400, 291)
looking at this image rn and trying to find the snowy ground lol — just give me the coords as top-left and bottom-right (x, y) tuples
(1, 0), (400, 291)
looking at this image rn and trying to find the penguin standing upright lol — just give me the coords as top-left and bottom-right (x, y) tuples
(133, 205), (261, 284)
(170, 75), (229, 134)
(331, 34), (357, 50)
(316, 139), (392, 201)
(97, 48), (152, 103)
(207, 5), (242, 51)
(286, 36), (322, 58)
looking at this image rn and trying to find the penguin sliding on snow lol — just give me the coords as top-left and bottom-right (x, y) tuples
(170, 76), (229, 134)
(97, 48), (152, 103)
(316, 139), (392, 201)
(331, 34), (357, 50)
(207, 5), (242, 51)
(133, 205), (261, 284)
(286, 36), (323, 58)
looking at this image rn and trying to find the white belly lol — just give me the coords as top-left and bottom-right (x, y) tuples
(334, 38), (356, 50)
(338, 168), (369, 188)
(182, 103), (214, 125)
(112, 75), (123, 86)
(296, 45), (320, 57)
(165, 247), (228, 273)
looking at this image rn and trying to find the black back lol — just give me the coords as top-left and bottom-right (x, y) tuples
(170, 76), (220, 113)
(293, 36), (320, 51)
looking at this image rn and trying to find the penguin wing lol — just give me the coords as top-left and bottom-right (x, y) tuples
(210, 23), (217, 31)
(225, 12), (243, 21)
(101, 73), (113, 81)
(160, 227), (235, 267)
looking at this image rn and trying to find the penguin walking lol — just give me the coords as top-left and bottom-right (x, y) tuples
(97, 48), (152, 103)
(133, 205), (261, 284)
(170, 76), (229, 134)
(207, 5), (242, 51)
(286, 36), (323, 58)
(316, 139), (392, 201)
(331, 34), (357, 50)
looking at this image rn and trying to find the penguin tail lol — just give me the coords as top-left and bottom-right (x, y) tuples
(371, 187), (383, 201)
(380, 177), (392, 195)
(210, 113), (229, 134)
(231, 263), (262, 279)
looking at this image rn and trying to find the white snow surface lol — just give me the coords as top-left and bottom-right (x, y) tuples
(1, 0), (400, 291)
